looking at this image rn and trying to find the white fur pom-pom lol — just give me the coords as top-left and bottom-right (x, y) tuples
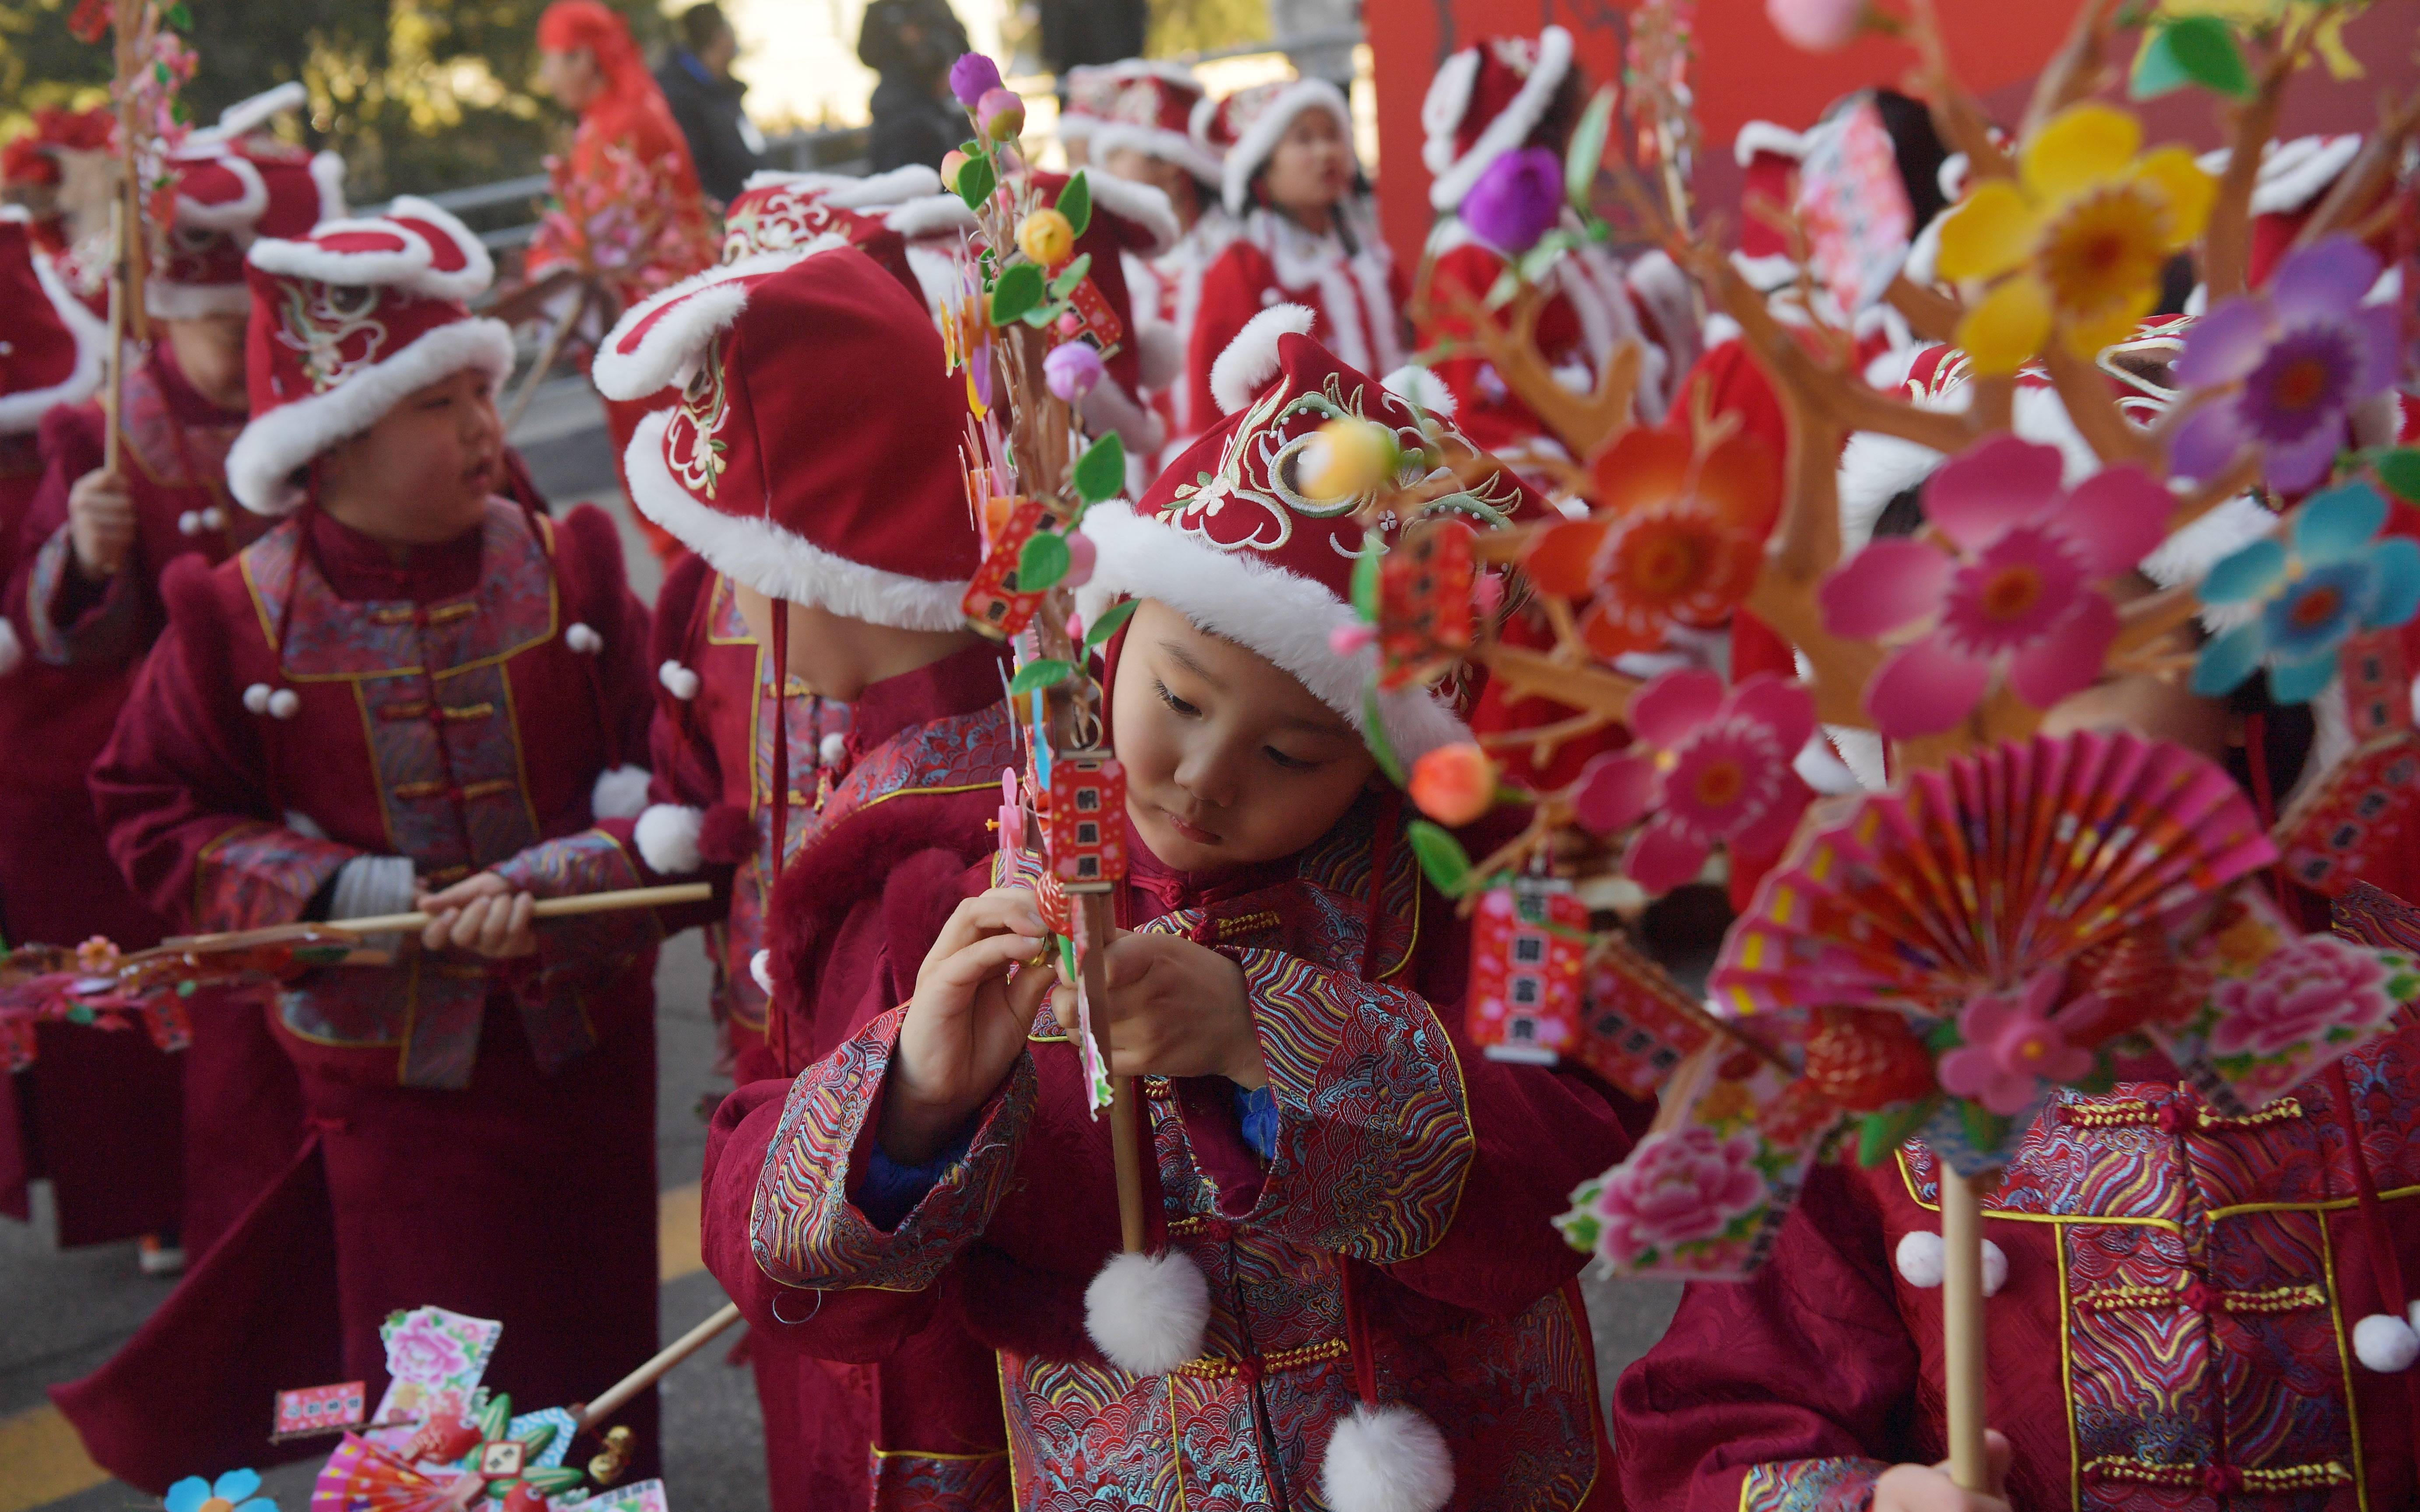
(1894, 1231), (1944, 1288)
(1380, 365), (1456, 421)
(0, 619), (20, 679)
(819, 732), (849, 767)
(565, 621), (604, 654)
(202, 505), (226, 530)
(2355, 1312), (2420, 1372)
(590, 763), (651, 820)
(243, 682), (273, 715)
(1210, 305), (1316, 416)
(633, 803), (705, 875)
(1322, 1403), (1455, 1512)
(267, 688), (300, 719)
(1980, 1238), (2008, 1298)
(750, 948), (774, 995)
(659, 659), (701, 701)
(1084, 1250), (1211, 1376)
(178, 510), (206, 537)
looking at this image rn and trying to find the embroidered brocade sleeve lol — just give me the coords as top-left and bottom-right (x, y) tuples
(748, 1006), (1036, 1293)
(1736, 1460), (1890, 1512)
(25, 523), (142, 669)
(193, 821), (360, 931)
(489, 829), (660, 1038)
(1220, 945), (1473, 1262)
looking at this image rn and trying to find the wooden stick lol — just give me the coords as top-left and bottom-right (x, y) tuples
(1081, 893), (1147, 1254)
(576, 1301), (739, 1431)
(1939, 1163), (1991, 1492)
(100, 199), (125, 485)
(158, 882), (712, 952)
(501, 281), (592, 435)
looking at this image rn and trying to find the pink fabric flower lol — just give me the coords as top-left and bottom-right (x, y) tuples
(1937, 971), (2095, 1116)
(2209, 933), (2391, 1058)
(1766, 0), (1865, 50)
(1589, 1125), (1768, 1265)
(1572, 670), (1815, 892)
(386, 1320), (470, 1382)
(1818, 435), (2171, 740)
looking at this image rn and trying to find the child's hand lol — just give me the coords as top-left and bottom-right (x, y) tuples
(67, 468), (136, 579)
(416, 873), (538, 958)
(1870, 1433), (2012, 1512)
(1053, 932), (1268, 1089)
(884, 887), (1055, 1165)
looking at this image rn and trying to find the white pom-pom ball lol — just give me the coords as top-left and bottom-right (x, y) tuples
(1980, 1238), (2008, 1297)
(1084, 1250), (1211, 1376)
(590, 763), (651, 820)
(267, 688), (300, 719)
(659, 659), (701, 701)
(201, 506), (226, 530)
(242, 683), (272, 715)
(1894, 1231), (1944, 1288)
(0, 619), (21, 679)
(633, 803), (705, 875)
(819, 733), (848, 767)
(2355, 1312), (2420, 1372)
(178, 510), (205, 537)
(565, 621), (604, 654)
(1322, 1403), (1456, 1512)
(750, 949), (774, 995)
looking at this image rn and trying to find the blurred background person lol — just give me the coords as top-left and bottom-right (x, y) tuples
(858, 0), (971, 172)
(1033, 0), (1147, 112)
(657, 2), (765, 205)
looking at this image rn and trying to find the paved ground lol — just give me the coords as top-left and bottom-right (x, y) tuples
(0, 383), (1678, 1510)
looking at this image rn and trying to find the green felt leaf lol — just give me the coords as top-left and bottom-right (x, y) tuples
(1084, 597), (1138, 647)
(1565, 85), (1617, 207)
(1484, 267), (1522, 310)
(989, 261), (1044, 325)
(1073, 432), (1125, 503)
(2377, 448), (2420, 504)
(960, 138), (980, 156)
(1007, 658), (1074, 696)
(1020, 304), (1060, 327)
(956, 152), (996, 210)
(1017, 530), (1070, 591)
(519, 1468), (588, 1495)
(1056, 170), (1092, 236)
(1047, 252), (1093, 297)
(1406, 820), (1473, 896)
(1855, 1099), (1935, 1167)
(2131, 16), (2253, 100)
(1362, 685), (1407, 787)
(1350, 539), (1380, 619)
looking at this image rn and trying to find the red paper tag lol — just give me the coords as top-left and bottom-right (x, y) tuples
(960, 497), (1051, 641)
(273, 1380), (366, 1439)
(2275, 730), (2420, 897)
(1467, 879), (1587, 1062)
(1048, 752), (1127, 893)
(1572, 933), (1713, 1101)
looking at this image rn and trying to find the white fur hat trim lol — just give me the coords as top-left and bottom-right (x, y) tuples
(634, 803), (706, 875)
(739, 163), (940, 207)
(1322, 1403), (1456, 1512)
(1086, 164), (1183, 258)
(1088, 121), (1226, 190)
(1732, 120), (1811, 166)
(885, 194), (980, 243)
(1381, 364), (1456, 420)
(0, 215), (107, 433)
(1084, 1249), (1211, 1376)
(1210, 304), (1316, 415)
(1422, 27), (1574, 212)
(247, 196), (494, 302)
(591, 764), (651, 821)
(592, 242), (841, 401)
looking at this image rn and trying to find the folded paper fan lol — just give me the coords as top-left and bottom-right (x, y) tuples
(310, 1433), (477, 1512)
(1710, 731), (2278, 1021)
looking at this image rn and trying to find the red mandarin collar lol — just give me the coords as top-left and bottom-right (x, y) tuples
(1120, 814), (1312, 928)
(842, 638), (1014, 756)
(299, 502), (490, 603)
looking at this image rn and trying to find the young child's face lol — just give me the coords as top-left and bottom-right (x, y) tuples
(322, 367), (503, 546)
(1261, 110), (1351, 220)
(1111, 599), (1377, 872)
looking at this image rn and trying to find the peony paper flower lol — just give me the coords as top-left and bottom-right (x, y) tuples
(1572, 669), (1815, 892)
(1819, 434), (2171, 739)
(2192, 481), (2420, 704)
(1937, 971), (2094, 1116)
(165, 1469), (275, 1512)
(1766, 0), (1866, 49)
(2208, 931), (2392, 1059)
(1043, 341), (1104, 401)
(949, 53), (1004, 109)
(1569, 1124), (1769, 1266)
(2170, 235), (2399, 495)
(1462, 146), (1565, 256)
(1524, 429), (1781, 659)
(1935, 104), (2215, 375)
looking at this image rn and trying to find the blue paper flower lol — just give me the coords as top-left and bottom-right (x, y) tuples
(164, 1470), (275, 1512)
(2192, 482), (2420, 704)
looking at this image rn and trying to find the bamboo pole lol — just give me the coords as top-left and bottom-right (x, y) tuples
(100, 200), (126, 486)
(501, 281), (593, 435)
(1938, 1164), (1991, 1491)
(158, 882), (712, 952)
(575, 1302), (740, 1431)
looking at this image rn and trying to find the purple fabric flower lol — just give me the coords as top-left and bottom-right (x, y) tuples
(2170, 235), (2399, 495)
(1044, 341), (1104, 401)
(949, 53), (1004, 110)
(1462, 147), (1565, 256)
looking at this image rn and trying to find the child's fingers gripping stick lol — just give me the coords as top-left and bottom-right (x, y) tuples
(918, 886), (1047, 990)
(1870, 1431), (2012, 1512)
(889, 923), (1052, 1165)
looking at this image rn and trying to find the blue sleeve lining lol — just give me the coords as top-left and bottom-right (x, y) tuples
(1234, 1083), (1279, 1162)
(857, 1125), (975, 1231)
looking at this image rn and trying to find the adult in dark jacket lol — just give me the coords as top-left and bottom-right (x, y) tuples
(857, 0), (968, 172)
(655, 3), (763, 204)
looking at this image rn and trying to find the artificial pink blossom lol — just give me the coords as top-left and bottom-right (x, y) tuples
(1818, 435), (2171, 740)
(1937, 971), (2096, 1116)
(2209, 932), (2392, 1059)
(1586, 1125), (1768, 1266)
(1572, 669), (1815, 892)
(1766, 0), (1865, 50)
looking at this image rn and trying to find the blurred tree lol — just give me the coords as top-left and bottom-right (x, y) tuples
(1145, 0), (1265, 56)
(0, 0), (668, 203)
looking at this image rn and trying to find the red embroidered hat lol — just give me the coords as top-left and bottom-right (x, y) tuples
(1062, 60), (1223, 186)
(1194, 77), (1356, 218)
(149, 84), (347, 320)
(2245, 134), (2367, 289)
(1076, 305), (1552, 761)
(0, 207), (106, 433)
(720, 165), (939, 296)
(593, 239), (979, 628)
(226, 196), (513, 514)
(1729, 120), (1808, 291)
(1420, 27), (1575, 212)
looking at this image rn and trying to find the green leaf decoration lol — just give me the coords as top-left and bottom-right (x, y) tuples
(2377, 448), (2420, 504)
(1350, 539), (1380, 619)
(1008, 658), (1074, 696)
(960, 138), (980, 156)
(1047, 253), (1094, 298)
(521, 1421), (558, 1457)
(1362, 687), (1408, 788)
(1073, 432), (1126, 503)
(1018, 530), (1071, 591)
(1957, 1100), (2011, 1154)
(2131, 16), (2253, 100)
(1057, 933), (1077, 982)
(476, 1392), (511, 1438)
(1020, 304), (1060, 327)
(1483, 267), (1522, 310)
(1056, 170), (1093, 236)
(1405, 820), (1474, 897)
(1565, 85), (1617, 207)
(990, 261), (1045, 325)
(520, 1468), (589, 1496)
(1855, 1099), (1935, 1168)
(176, 978), (197, 996)
(1084, 596), (1138, 647)
(957, 152), (997, 210)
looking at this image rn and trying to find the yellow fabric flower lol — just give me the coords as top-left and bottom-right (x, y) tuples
(1935, 104), (2215, 375)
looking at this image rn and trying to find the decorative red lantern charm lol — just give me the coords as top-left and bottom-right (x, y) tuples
(1378, 520), (1476, 690)
(1572, 931), (1711, 1101)
(961, 495), (1051, 641)
(2276, 727), (2420, 897)
(1048, 751), (1127, 892)
(2341, 628), (2414, 741)
(1467, 877), (1586, 1062)
(1058, 274), (1125, 358)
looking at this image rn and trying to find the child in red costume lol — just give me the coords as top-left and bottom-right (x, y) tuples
(703, 310), (1637, 1512)
(53, 196), (662, 1490)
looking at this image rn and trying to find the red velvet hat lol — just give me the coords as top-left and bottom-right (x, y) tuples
(1194, 77), (1356, 218)
(1075, 305), (1551, 761)
(149, 84), (346, 320)
(227, 196), (512, 513)
(593, 239), (979, 628)
(0, 207), (106, 433)
(1062, 60), (1222, 186)
(1420, 27), (1574, 212)
(1728, 121), (1808, 291)
(720, 165), (938, 296)
(2245, 134), (2367, 289)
